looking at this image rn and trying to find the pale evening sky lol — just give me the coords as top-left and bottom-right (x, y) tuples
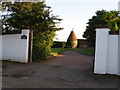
(45, 0), (119, 42)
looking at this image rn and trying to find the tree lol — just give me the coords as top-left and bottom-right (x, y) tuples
(83, 10), (120, 48)
(108, 17), (120, 31)
(2, 2), (63, 61)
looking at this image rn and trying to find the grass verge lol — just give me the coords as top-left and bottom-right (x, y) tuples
(76, 49), (94, 55)
(50, 48), (94, 56)
(50, 48), (76, 56)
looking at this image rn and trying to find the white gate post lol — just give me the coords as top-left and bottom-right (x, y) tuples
(118, 1), (120, 75)
(94, 28), (109, 74)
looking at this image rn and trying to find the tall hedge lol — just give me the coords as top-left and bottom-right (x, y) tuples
(33, 31), (56, 60)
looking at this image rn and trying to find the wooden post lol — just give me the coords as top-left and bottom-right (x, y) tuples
(28, 30), (33, 62)
(118, 1), (120, 11)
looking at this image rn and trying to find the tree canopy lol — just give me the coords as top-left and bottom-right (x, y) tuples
(83, 10), (120, 48)
(2, 2), (63, 60)
(2, 2), (62, 32)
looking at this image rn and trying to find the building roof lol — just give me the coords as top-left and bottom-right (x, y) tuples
(67, 31), (77, 41)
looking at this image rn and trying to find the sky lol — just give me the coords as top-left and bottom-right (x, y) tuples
(45, 0), (120, 42)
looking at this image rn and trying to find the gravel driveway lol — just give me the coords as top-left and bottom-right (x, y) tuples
(2, 50), (119, 88)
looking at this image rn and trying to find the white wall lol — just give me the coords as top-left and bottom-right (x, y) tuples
(0, 30), (30, 63)
(94, 28), (119, 75)
(0, 35), (2, 60)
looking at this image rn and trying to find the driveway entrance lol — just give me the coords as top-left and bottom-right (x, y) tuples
(2, 50), (118, 88)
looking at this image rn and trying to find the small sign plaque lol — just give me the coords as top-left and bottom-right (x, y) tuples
(21, 35), (27, 39)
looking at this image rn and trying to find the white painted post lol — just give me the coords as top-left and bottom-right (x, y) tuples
(94, 28), (109, 74)
(107, 35), (118, 75)
(118, 1), (120, 75)
(20, 29), (30, 63)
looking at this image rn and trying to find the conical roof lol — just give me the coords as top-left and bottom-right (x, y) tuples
(67, 31), (77, 41)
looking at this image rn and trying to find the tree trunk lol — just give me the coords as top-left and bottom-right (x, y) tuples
(28, 30), (33, 62)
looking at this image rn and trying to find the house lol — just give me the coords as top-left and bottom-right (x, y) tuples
(77, 39), (88, 48)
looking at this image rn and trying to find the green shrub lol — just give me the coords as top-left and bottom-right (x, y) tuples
(65, 40), (71, 48)
(108, 19), (118, 31)
(32, 31), (55, 61)
(32, 44), (50, 60)
(51, 41), (66, 48)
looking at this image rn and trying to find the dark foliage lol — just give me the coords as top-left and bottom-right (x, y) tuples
(51, 41), (66, 48)
(83, 10), (120, 48)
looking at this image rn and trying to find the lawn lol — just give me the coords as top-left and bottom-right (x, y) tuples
(50, 48), (94, 56)
(50, 48), (76, 56)
(76, 49), (94, 55)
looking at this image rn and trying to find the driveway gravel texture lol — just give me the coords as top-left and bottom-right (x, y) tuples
(2, 50), (119, 88)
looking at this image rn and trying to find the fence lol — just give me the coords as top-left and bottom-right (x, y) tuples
(0, 29), (30, 63)
(94, 28), (119, 75)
